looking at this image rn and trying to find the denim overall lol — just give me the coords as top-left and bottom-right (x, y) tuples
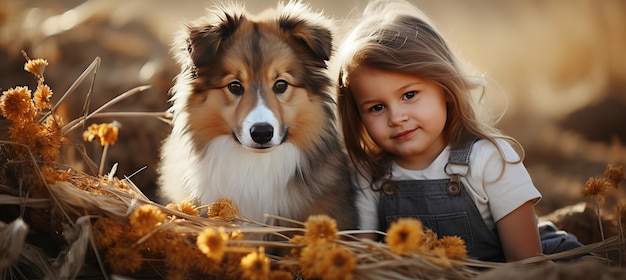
(378, 139), (584, 262)
(378, 139), (506, 261)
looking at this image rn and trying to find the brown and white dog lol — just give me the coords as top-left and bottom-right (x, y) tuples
(158, 1), (357, 231)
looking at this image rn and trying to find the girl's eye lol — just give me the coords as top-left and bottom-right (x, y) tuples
(273, 80), (288, 94)
(403, 91), (417, 100)
(368, 104), (384, 112)
(228, 81), (244, 95)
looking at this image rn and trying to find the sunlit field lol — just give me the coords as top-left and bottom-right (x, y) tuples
(1, 0), (625, 278)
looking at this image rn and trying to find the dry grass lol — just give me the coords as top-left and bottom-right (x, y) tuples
(0, 53), (624, 280)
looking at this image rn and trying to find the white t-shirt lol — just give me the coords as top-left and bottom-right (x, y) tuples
(356, 138), (542, 231)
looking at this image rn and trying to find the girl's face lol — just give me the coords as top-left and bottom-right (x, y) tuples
(351, 66), (448, 170)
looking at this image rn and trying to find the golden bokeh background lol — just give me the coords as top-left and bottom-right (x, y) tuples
(2, 0), (625, 228)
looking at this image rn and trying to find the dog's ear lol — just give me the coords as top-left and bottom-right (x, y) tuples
(278, 3), (332, 62)
(187, 9), (245, 67)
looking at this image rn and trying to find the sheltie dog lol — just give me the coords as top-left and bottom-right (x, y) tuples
(158, 1), (358, 231)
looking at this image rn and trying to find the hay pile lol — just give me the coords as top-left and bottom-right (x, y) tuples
(0, 56), (624, 280)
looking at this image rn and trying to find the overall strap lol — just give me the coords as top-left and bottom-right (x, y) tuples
(446, 137), (479, 169)
(444, 138), (479, 195)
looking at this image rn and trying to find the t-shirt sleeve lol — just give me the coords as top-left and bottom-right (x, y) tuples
(477, 139), (542, 223)
(353, 172), (379, 230)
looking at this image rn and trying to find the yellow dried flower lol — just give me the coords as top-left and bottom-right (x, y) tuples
(33, 83), (53, 110)
(299, 240), (332, 278)
(317, 245), (356, 280)
(197, 227), (229, 262)
(106, 244), (143, 274)
(434, 236), (467, 260)
(24, 58), (48, 78)
(385, 218), (425, 255)
(0, 86), (37, 124)
(129, 204), (166, 236)
(240, 247), (270, 280)
(603, 164), (624, 188)
(82, 122), (120, 146)
(304, 215), (338, 242)
(582, 177), (612, 204)
(167, 201), (199, 217)
(92, 217), (124, 249)
(208, 198), (239, 222)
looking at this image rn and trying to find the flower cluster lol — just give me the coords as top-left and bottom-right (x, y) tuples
(385, 218), (467, 262)
(581, 163), (624, 243)
(0, 56), (62, 164)
(292, 215), (356, 280)
(582, 164), (623, 203)
(93, 203), (219, 276)
(82, 121), (120, 146)
(208, 197), (240, 222)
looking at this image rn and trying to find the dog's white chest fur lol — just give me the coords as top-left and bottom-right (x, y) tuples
(178, 135), (302, 223)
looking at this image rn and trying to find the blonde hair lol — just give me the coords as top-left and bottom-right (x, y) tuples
(336, 0), (522, 184)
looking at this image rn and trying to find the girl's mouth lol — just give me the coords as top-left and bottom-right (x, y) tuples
(393, 129), (416, 141)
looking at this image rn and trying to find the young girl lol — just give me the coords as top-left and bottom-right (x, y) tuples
(336, 0), (581, 262)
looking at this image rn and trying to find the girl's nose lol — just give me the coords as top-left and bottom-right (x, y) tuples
(388, 109), (408, 126)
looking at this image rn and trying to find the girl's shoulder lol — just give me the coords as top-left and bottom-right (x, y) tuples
(472, 138), (521, 162)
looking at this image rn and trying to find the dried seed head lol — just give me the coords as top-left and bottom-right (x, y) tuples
(34, 83), (53, 110)
(24, 58), (48, 78)
(208, 198), (239, 222)
(582, 177), (612, 203)
(0, 86), (36, 124)
(240, 247), (270, 280)
(318, 246), (356, 280)
(304, 215), (338, 242)
(82, 121), (121, 146)
(603, 164), (624, 188)
(435, 236), (467, 260)
(129, 204), (166, 236)
(385, 218), (425, 255)
(197, 227), (228, 262)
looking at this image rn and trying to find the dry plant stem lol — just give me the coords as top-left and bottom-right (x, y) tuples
(98, 144), (109, 176)
(62, 85), (151, 135)
(597, 197), (605, 241)
(263, 213), (305, 227)
(84, 111), (172, 122)
(595, 197), (611, 261)
(41, 57), (101, 123)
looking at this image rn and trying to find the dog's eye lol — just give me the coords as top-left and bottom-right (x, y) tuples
(228, 81), (244, 95)
(273, 80), (288, 94)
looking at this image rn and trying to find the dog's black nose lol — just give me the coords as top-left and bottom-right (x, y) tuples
(250, 123), (273, 144)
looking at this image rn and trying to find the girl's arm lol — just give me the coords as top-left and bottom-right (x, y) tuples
(495, 200), (544, 262)
(353, 172), (380, 240)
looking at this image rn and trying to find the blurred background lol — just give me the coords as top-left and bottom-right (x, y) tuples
(1, 0), (625, 234)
